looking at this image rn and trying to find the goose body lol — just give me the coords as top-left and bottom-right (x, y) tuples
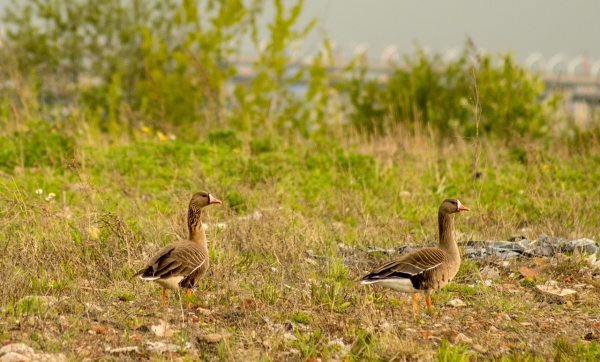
(137, 241), (208, 290)
(360, 198), (469, 314)
(135, 191), (221, 306)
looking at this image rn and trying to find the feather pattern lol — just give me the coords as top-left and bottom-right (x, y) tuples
(134, 241), (209, 289)
(134, 191), (221, 295)
(360, 198), (469, 304)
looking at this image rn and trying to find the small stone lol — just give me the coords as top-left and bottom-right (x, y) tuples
(454, 333), (473, 344)
(0, 343), (35, 357)
(488, 326), (498, 332)
(446, 298), (467, 308)
(586, 254), (597, 268)
(0, 352), (32, 362)
(472, 344), (487, 353)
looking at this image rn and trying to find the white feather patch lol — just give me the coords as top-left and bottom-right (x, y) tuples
(362, 278), (417, 293)
(139, 275), (160, 281)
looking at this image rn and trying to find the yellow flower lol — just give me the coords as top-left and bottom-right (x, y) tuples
(141, 126), (150, 133)
(88, 226), (100, 240)
(542, 164), (548, 169)
(232, 148), (239, 154)
(157, 132), (167, 141)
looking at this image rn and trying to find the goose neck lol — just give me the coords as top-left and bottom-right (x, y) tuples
(188, 206), (207, 245)
(438, 210), (458, 255)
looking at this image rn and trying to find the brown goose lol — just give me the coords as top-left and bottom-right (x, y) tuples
(360, 198), (469, 314)
(135, 191), (222, 307)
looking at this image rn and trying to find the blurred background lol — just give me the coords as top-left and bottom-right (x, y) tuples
(253, 0), (600, 63)
(0, 0), (599, 145)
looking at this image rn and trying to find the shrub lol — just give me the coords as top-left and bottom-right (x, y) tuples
(343, 45), (546, 140)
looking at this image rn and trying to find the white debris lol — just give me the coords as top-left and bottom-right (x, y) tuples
(446, 298), (467, 308)
(480, 266), (500, 280)
(151, 320), (176, 337)
(534, 284), (577, 304)
(145, 341), (193, 354)
(283, 332), (297, 341)
(106, 346), (139, 354)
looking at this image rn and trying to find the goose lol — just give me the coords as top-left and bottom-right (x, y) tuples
(135, 191), (222, 307)
(360, 198), (469, 315)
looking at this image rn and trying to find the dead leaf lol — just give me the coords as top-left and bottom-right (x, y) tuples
(455, 333), (473, 344)
(472, 344), (487, 353)
(419, 330), (433, 339)
(90, 324), (105, 334)
(130, 334), (143, 341)
(519, 267), (538, 278)
(534, 285), (577, 304)
(199, 332), (232, 343)
(242, 298), (257, 310)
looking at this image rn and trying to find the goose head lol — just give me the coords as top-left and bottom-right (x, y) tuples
(440, 198), (470, 214)
(190, 191), (222, 210)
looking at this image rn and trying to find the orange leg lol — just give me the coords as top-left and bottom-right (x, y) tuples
(425, 295), (433, 315)
(162, 288), (167, 306)
(412, 293), (419, 315)
(186, 289), (192, 309)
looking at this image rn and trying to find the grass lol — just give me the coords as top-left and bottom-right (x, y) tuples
(1, 121), (600, 361)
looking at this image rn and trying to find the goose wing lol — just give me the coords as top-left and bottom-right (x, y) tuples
(361, 247), (448, 281)
(135, 241), (206, 282)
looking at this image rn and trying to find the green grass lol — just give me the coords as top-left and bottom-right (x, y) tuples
(1, 121), (600, 360)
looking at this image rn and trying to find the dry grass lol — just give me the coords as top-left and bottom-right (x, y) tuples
(1, 127), (600, 361)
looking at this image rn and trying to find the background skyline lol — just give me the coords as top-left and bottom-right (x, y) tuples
(0, 0), (598, 68)
(255, 0), (600, 67)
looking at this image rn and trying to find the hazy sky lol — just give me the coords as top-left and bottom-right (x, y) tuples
(1, 0), (598, 66)
(265, 0), (600, 64)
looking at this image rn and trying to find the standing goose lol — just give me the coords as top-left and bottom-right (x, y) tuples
(135, 191), (222, 307)
(360, 198), (469, 315)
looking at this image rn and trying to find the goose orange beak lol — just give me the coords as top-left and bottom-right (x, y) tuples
(457, 203), (470, 211)
(208, 194), (222, 204)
